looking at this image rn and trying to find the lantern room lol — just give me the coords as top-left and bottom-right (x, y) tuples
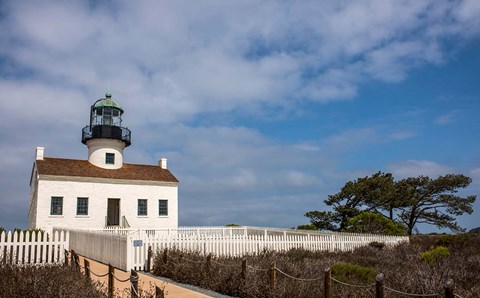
(81, 92), (131, 147)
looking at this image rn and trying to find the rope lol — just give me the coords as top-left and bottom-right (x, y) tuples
(131, 282), (140, 297)
(211, 259), (238, 268)
(89, 270), (109, 278)
(113, 274), (130, 283)
(75, 262), (85, 269)
(179, 256), (204, 264)
(246, 265), (269, 272)
(330, 277), (375, 289)
(384, 286), (441, 297)
(275, 268), (323, 281)
(454, 294), (464, 298)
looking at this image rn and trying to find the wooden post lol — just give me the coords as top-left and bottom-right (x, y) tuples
(84, 259), (90, 280)
(108, 263), (114, 298)
(64, 249), (69, 266)
(163, 248), (168, 264)
(324, 268), (331, 298)
(445, 279), (454, 298)
(155, 286), (164, 298)
(130, 269), (139, 298)
(146, 246), (153, 272)
(375, 273), (384, 298)
(241, 258), (247, 280)
(270, 261), (276, 289)
(71, 250), (78, 268)
(206, 254), (212, 273)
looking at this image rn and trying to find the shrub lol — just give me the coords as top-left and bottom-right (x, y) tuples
(435, 233), (471, 248)
(344, 212), (407, 236)
(297, 224), (318, 230)
(331, 262), (377, 285)
(420, 246), (450, 266)
(0, 262), (106, 297)
(368, 241), (385, 250)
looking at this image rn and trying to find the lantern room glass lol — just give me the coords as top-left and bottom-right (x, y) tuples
(91, 106), (123, 127)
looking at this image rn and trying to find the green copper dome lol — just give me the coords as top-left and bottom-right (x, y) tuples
(93, 92), (124, 113)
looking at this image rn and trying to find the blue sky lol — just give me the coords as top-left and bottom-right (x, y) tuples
(0, 0), (479, 232)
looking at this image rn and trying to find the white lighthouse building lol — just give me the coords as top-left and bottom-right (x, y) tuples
(28, 92), (179, 232)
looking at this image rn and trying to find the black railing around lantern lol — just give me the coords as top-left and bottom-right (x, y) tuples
(82, 125), (131, 146)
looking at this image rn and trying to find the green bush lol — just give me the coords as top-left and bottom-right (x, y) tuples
(297, 224), (318, 230)
(420, 246), (450, 266)
(436, 234), (471, 248)
(344, 212), (407, 236)
(331, 262), (377, 285)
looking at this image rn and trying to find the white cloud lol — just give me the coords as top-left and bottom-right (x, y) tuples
(388, 160), (453, 178)
(0, 0), (479, 229)
(388, 130), (416, 141)
(434, 111), (457, 125)
(1, 0), (478, 123)
(470, 168), (480, 185)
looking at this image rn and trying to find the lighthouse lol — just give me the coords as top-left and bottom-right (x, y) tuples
(28, 92), (179, 232)
(81, 92), (131, 169)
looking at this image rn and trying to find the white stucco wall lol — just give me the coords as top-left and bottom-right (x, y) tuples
(86, 138), (126, 169)
(32, 177), (178, 233)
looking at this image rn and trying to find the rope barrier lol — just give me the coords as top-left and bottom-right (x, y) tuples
(275, 268), (323, 281)
(113, 274), (130, 283)
(246, 265), (269, 272)
(131, 283), (140, 297)
(89, 270), (109, 278)
(330, 277), (375, 289)
(211, 259), (238, 268)
(384, 286), (441, 297)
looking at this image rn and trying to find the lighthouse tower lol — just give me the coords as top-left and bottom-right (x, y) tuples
(81, 92), (131, 169)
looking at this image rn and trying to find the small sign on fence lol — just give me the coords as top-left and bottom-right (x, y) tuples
(133, 240), (143, 247)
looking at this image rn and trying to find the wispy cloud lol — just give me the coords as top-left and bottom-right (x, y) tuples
(434, 111), (457, 125)
(0, 0), (479, 229)
(388, 160), (453, 178)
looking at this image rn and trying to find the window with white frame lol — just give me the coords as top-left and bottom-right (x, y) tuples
(138, 199), (148, 216)
(105, 153), (115, 164)
(51, 197), (63, 215)
(158, 199), (168, 216)
(77, 197), (88, 215)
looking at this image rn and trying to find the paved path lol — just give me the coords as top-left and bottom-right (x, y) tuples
(74, 254), (230, 297)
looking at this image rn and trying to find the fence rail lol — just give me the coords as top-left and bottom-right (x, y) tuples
(55, 226), (408, 271)
(0, 230), (69, 265)
(126, 227), (408, 271)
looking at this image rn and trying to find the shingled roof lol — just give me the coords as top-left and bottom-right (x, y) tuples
(35, 157), (179, 183)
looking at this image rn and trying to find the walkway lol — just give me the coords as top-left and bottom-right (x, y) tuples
(75, 254), (230, 297)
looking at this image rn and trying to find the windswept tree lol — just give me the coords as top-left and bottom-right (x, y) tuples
(305, 172), (476, 235)
(306, 172), (399, 231)
(396, 174), (476, 235)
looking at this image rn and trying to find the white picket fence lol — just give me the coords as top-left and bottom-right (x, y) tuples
(125, 227), (409, 271)
(54, 226), (408, 271)
(0, 230), (69, 265)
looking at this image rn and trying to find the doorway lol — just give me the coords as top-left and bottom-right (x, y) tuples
(107, 198), (120, 226)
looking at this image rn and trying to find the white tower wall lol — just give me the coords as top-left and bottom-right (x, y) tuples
(87, 138), (126, 169)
